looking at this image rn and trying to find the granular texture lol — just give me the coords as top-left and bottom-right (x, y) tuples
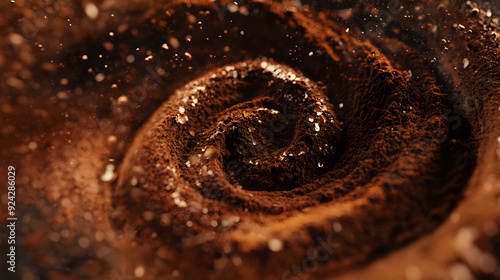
(1, 0), (500, 279)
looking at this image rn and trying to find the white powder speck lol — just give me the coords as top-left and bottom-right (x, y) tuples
(28, 141), (37, 150)
(101, 164), (115, 182)
(176, 114), (189, 124)
(268, 238), (283, 252)
(84, 3), (99, 19)
(95, 73), (105, 82)
(126, 55), (135, 63)
(117, 95), (128, 105)
(134, 265), (145, 278)
(463, 58), (470, 69)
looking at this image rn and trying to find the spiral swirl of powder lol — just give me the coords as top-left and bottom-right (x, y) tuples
(6, 0), (500, 279)
(111, 1), (476, 278)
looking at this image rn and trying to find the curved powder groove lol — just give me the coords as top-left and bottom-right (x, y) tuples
(3, 0), (500, 279)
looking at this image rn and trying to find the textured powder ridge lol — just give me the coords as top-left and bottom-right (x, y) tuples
(1, 0), (500, 279)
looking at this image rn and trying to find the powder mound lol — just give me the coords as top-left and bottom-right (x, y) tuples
(112, 2), (474, 277)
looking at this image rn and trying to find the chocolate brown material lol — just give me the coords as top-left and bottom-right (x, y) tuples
(1, 0), (500, 279)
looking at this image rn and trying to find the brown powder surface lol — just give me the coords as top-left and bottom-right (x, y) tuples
(1, 0), (500, 279)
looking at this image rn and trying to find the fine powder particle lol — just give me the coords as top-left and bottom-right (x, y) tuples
(2, 0), (500, 280)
